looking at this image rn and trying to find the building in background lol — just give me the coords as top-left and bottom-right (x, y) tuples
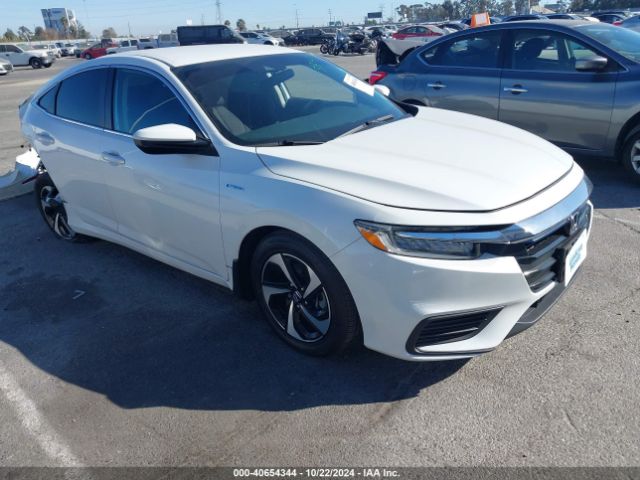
(41, 8), (78, 34)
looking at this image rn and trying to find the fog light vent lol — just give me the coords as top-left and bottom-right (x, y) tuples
(409, 308), (502, 350)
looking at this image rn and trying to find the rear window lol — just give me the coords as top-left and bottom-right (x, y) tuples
(56, 68), (109, 127)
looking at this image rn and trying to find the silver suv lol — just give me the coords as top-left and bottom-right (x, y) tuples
(0, 43), (54, 69)
(372, 20), (640, 183)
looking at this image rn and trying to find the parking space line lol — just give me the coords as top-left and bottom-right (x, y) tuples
(0, 357), (83, 467)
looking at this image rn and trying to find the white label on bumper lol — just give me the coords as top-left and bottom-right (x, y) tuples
(343, 73), (375, 96)
(565, 230), (587, 286)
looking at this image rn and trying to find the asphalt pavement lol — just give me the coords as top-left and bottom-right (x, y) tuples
(0, 47), (639, 468)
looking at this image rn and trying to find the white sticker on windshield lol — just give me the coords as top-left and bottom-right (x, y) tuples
(344, 73), (375, 96)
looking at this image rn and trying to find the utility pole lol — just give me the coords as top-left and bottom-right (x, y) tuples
(82, 0), (91, 37)
(127, 21), (132, 38)
(328, 9), (332, 26)
(215, 0), (222, 24)
(294, 4), (300, 28)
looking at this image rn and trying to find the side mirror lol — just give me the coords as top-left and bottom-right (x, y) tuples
(575, 56), (608, 72)
(133, 124), (217, 156)
(374, 84), (391, 97)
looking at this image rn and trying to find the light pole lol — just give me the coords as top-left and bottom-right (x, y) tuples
(328, 9), (332, 26)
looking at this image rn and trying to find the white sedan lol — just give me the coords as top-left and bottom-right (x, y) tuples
(239, 31), (284, 46)
(19, 45), (592, 361)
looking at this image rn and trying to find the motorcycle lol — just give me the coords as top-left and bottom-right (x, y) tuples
(332, 31), (371, 55)
(320, 37), (335, 55)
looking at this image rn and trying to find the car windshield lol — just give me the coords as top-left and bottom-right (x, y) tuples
(174, 53), (408, 146)
(576, 23), (640, 63)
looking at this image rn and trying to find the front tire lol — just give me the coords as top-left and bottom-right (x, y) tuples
(43, 63), (52, 68)
(84, 53), (92, 60)
(30, 57), (43, 69)
(35, 173), (90, 242)
(251, 231), (360, 356)
(621, 129), (640, 184)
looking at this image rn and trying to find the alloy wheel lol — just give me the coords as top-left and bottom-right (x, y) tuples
(631, 140), (640, 174)
(260, 253), (331, 343)
(39, 186), (76, 240)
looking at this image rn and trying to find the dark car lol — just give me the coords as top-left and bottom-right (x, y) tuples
(620, 14), (640, 31)
(591, 12), (628, 24)
(502, 14), (549, 22)
(370, 20), (640, 182)
(177, 25), (245, 46)
(291, 28), (334, 45)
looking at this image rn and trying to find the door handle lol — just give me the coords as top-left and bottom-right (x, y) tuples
(101, 151), (125, 166)
(35, 132), (55, 146)
(427, 82), (446, 90)
(504, 85), (528, 94)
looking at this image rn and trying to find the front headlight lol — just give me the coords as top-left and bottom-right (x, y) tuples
(354, 220), (504, 260)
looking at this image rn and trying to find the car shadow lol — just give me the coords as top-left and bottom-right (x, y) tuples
(575, 157), (640, 210)
(0, 195), (466, 412)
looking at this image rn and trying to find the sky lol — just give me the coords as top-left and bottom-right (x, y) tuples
(1, 0), (408, 36)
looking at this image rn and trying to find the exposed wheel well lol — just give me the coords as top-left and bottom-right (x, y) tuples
(232, 226), (285, 299)
(615, 113), (640, 161)
(401, 99), (427, 106)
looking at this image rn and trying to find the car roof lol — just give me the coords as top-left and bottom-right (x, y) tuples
(115, 44), (298, 67)
(480, 19), (594, 29)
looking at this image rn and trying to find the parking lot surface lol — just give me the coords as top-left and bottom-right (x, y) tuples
(0, 48), (639, 467)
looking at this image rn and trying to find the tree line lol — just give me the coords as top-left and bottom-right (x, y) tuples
(1, 23), (91, 43)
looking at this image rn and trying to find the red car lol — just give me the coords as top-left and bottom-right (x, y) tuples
(392, 25), (444, 40)
(81, 42), (117, 60)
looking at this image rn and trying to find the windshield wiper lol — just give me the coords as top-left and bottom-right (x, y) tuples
(257, 140), (325, 147)
(337, 115), (396, 138)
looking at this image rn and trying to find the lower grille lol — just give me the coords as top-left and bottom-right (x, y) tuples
(409, 308), (502, 350)
(513, 203), (591, 292)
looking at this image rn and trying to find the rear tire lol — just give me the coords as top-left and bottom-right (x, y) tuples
(35, 173), (92, 242)
(621, 128), (640, 184)
(30, 58), (43, 69)
(251, 231), (360, 356)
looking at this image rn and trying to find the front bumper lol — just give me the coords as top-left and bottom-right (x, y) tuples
(41, 56), (55, 66)
(331, 185), (593, 361)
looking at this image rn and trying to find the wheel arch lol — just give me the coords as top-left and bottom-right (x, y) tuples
(232, 218), (359, 300)
(233, 225), (284, 299)
(615, 112), (640, 161)
(401, 98), (428, 106)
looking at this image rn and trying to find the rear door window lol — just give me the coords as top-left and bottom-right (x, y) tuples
(56, 68), (109, 127)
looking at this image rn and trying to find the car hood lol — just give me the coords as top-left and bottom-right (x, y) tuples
(256, 107), (574, 212)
